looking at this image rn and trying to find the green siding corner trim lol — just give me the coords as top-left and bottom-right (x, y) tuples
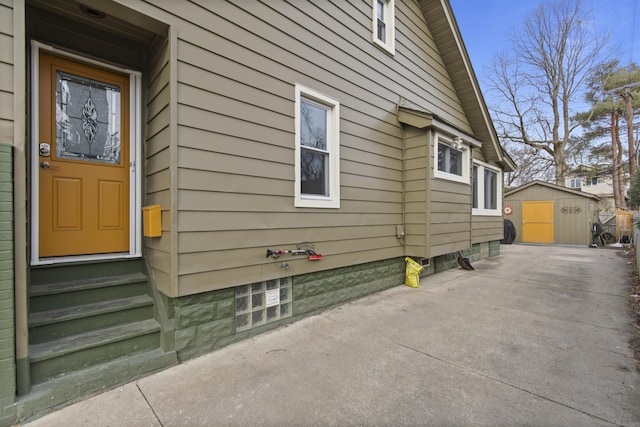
(0, 141), (13, 412)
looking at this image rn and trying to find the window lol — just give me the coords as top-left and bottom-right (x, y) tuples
(472, 161), (502, 216)
(585, 177), (598, 186)
(372, 0), (395, 54)
(295, 84), (340, 208)
(438, 144), (463, 176)
(235, 278), (292, 332)
(433, 135), (469, 184)
(570, 178), (581, 188)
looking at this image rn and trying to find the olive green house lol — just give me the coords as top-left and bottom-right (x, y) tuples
(0, 0), (514, 424)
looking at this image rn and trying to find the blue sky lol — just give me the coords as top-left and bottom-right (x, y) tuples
(449, 0), (640, 83)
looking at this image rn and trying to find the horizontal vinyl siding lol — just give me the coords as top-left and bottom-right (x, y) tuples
(429, 179), (471, 257)
(130, 0), (473, 294)
(0, 1), (13, 141)
(404, 127), (429, 257)
(471, 216), (503, 244)
(144, 36), (173, 295)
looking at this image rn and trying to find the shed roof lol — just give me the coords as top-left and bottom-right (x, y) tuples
(505, 180), (601, 201)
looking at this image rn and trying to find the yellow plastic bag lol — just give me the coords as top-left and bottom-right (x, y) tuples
(405, 257), (423, 288)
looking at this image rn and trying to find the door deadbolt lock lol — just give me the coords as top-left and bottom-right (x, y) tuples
(39, 143), (50, 157)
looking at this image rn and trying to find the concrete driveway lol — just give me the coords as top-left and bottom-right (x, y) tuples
(23, 244), (640, 426)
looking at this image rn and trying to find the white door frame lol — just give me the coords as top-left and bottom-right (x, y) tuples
(30, 41), (142, 265)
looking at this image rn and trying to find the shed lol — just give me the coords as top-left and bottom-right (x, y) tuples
(504, 181), (600, 245)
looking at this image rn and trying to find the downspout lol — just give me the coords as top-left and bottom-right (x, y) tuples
(400, 125), (406, 250)
(469, 146), (474, 249)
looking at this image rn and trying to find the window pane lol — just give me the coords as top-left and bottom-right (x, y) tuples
(472, 166), (478, 209)
(56, 71), (121, 165)
(300, 100), (327, 151)
(437, 144), (446, 172)
(377, 0), (386, 42)
(377, 0), (385, 20)
(449, 149), (462, 176)
(377, 21), (386, 42)
(484, 169), (497, 210)
(439, 144), (463, 176)
(301, 149), (328, 196)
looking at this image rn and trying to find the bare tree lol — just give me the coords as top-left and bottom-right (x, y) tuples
(502, 140), (554, 186)
(487, 0), (609, 185)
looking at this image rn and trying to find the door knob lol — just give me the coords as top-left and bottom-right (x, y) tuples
(40, 161), (57, 169)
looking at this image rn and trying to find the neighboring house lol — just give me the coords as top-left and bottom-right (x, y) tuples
(0, 0), (515, 424)
(565, 163), (627, 215)
(504, 181), (600, 246)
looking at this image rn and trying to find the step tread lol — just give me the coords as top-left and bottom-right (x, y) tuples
(30, 319), (161, 363)
(29, 272), (149, 297)
(29, 294), (154, 327)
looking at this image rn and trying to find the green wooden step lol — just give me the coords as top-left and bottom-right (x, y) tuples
(29, 272), (149, 312)
(30, 259), (145, 286)
(30, 272), (148, 297)
(30, 319), (161, 384)
(29, 295), (155, 345)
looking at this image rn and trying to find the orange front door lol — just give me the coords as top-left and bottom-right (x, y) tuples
(522, 201), (554, 244)
(38, 52), (130, 257)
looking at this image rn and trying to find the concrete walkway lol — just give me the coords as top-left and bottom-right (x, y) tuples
(22, 244), (640, 426)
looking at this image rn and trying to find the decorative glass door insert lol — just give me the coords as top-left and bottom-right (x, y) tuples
(56, 71), (122, 165)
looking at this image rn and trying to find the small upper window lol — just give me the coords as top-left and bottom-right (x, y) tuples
(472, 161), (502, 216)
(434, 135), (469, 184)
(295, 84), (340, 208)
(570, 178), (581, 188)
(372, 0), (395, 54)
(585, 177), (598, 186)
(438, 144), (463, 176)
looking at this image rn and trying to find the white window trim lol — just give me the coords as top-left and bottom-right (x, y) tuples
(294, 84), (340, 209)
(371, 0), (395, 55)
(472, 160), (503, 216)
(433, 134), (470, 184)
(569, 178), (582, 188)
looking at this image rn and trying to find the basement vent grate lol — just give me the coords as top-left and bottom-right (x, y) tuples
(235, 277), (292, 332)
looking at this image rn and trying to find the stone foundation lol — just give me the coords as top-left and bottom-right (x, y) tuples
(166, 242), (501, 361)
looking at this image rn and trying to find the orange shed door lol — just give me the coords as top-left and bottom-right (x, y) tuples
(522, 201), (554, 243)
